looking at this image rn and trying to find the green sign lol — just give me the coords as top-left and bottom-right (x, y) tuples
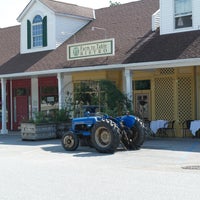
(67, 38), (115, 60)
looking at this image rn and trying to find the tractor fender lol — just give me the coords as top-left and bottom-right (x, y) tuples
(121, 115), (136, 128)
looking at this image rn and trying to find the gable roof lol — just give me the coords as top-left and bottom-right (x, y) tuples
(17, 0), (94, 22)
(40, 0), (94, 19)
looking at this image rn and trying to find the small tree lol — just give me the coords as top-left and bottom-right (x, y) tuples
(99, 80), (132, 116)
(109, 0), (121, 7)
(71, 80), (132, 117)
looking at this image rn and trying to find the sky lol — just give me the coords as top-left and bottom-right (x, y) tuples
(0, 0), (135, 28)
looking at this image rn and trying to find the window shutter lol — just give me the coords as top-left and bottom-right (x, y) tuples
(43, 16), (47, 47)
(27, 20), (31, 49)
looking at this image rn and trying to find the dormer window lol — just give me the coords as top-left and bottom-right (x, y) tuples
(175, 0), (192, 29)
(27, 15), (47, 49)
(33, 15), (43, 47)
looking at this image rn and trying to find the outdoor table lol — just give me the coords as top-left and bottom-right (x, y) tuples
(150, 120), (168, 135)
(190, 120), (200, 136)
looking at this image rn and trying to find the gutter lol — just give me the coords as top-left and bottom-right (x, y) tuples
(125, 58), (200, 70)
(0, 57), (200, 79)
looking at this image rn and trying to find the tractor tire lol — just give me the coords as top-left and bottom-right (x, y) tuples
(61, 131), (79, 151)
(135, 118), (146, 146)
(121, 118), (145, 150)
(91, 119), (120, 153)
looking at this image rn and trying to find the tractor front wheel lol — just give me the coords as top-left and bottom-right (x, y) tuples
(91, 119), (120, 154)
(61, 131), (79, 151)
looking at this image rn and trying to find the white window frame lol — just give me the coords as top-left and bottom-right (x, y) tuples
(174, 0), (192, 29)
(32, 15), (43, 47)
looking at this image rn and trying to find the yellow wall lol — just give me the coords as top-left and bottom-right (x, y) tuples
(72, 70), (123, 91)
(72, 70), (107, 81)
(71, 66), (197, 137)
(133, 67), (196, 137)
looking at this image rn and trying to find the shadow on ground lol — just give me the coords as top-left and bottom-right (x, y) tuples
(0, 133), (59, 147)
(1, 134), (200, 154)
(41, 144), (116, 157)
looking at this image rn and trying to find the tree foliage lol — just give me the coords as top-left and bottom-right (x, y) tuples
(109, 0), (121, 7)
(73, 80), (132, 117)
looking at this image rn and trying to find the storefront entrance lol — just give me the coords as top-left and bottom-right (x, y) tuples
(135, 93), (150, 120)
(12, 80), (31, 130)
(14, 96), (29, 130)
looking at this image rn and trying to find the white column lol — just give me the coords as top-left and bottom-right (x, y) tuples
(10, 80), (13, 130)
(123, 69), (133, 107)
(1, 78), (8, 134)
(31, 77), (39, 118)
(57, 73), (65, 109)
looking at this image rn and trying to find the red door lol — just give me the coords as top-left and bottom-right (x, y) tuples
(14, 96), (28, 130)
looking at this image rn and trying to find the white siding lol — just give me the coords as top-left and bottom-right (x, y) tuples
(20, 0), (56, 54)
(19, 0), (92, 54)
(55, 15), (90, 47)
(160, 0), (174, 35)
(193, 1), (200, 30)
(160, 0), (200, 35)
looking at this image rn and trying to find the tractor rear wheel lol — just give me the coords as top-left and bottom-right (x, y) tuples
(91, 119), (120, 153)
(121, 118), (145, 150)
(61, 131), (79, 151)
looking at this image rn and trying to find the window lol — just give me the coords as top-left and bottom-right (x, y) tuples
(14, 88), (30, 96)
(32, 15), (43, 47)
(175, 0), (192, 29)
(133, 80), (151, 90)
(27, 15), (47, 49)
(40, 86), (58, 113)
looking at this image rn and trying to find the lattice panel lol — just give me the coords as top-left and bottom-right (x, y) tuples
(177, 76), (193, 123)
(160, 68), (175, 75)
(155, 77), (174, 120)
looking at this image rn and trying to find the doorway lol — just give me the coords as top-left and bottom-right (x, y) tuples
(134, 92), (150, 120)
(14, 96), (29, 130)
(12, 80), (31, 130)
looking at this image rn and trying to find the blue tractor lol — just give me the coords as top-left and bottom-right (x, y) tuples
(61, 109), (146, 154)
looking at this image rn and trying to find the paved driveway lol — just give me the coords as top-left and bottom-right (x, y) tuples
(0, 134), (200, 200)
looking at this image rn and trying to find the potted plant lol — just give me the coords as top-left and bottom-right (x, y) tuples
(54, 108), (72, 138)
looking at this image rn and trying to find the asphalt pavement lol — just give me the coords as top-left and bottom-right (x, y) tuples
(0, 134), (200, 200)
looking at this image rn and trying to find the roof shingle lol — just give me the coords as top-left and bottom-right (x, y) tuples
(0, 26), (20, 66)
(124, 29), (200, 63)
(2, 0), (200, 76)
(40, 0), (95, 19)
